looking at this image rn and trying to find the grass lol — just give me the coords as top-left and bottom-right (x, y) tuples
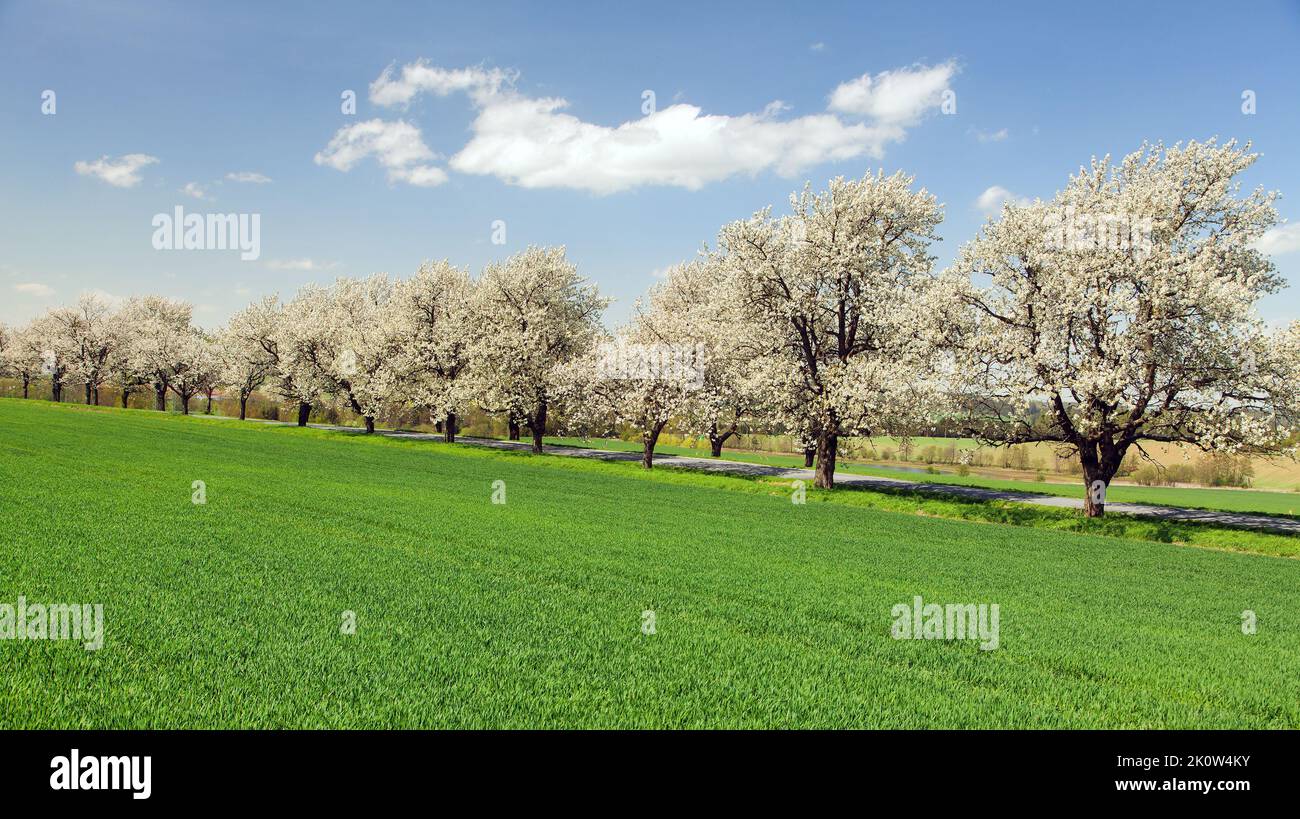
(535, 439), (1300, 558)
(2, 398), (1299, 728)
(543, 435), (1300, 518)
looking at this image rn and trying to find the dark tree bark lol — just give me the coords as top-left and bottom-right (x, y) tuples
(444, 412), (456, 443)
(708, 420), (736, 458)
(803, 447), (815, 468)
(528, 401), (547, 454)
(643, 421), (667, 469)
(92, 387), (99, 406)
(204, 389), (214, 415)
(22, 374), (30, 399)
(180, 395), (191, 415)
(813, 431), (838, 489)
(345, 394), (374, 434)
(297, 401), (311, 427)
(84, 383), (92, 404)
(1079, 441), (1124, 517)
(51, 377), (62, 403)
(239, 394), (248, 420)
(120, 388), (131, 408)
(154, 383), (167, 411)
(507, 415), (521, 441)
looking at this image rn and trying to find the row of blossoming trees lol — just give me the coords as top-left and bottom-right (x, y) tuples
(3, 140), (1298, 515)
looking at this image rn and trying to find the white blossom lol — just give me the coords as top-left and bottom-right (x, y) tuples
(936, 139), (1298, 514)
(719, 170), (946, 487)
(468, 246), (609, 452)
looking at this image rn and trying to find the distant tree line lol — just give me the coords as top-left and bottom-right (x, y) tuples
(2, 139), (1295, 515)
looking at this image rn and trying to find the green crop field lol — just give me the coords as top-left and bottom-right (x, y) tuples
(2, 398), (1299, 728)
(544, 436), (1300, 518)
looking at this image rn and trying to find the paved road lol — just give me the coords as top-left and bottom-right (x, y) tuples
(217, 417), (1300, 535)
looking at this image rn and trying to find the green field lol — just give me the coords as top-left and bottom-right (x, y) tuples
(2, 399), (1299, 728)
(544, 436), (1300, 518)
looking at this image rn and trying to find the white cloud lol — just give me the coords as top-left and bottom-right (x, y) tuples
(265, 258), (338, 271)
(313, 118), (448, 187)
(369, 61), (517, 107)
(342, 60), (957, 194)
(399, 165), (450, 187)
(809, 42), (827, 52)
(226, 171), (272, 184)
(976, 185), (1030, 216)
(971, 127), (1009, 143)
(1254, 223), (1300, 256)
(14, 282), (55, 297)
(448, 96), (895, 193)
(180, 181), (209, 200)
(827, 62), (957, 125)
(73, 153), (159, 188)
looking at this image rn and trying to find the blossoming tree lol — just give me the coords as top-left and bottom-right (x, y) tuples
(277, 276), (403, 433)
(470, 246), (609, 453)
(392, 260), (476, 442)
(2, 322), (48, 399)
(938, 139), (1300, 516)
(165, 329), (219, 414)
(115, 296), (195, 411)
(51, 293), (117, 405)
(721, 171), (945, 488)
(220, 296), (280, 420)
(562, 262), (712, 468)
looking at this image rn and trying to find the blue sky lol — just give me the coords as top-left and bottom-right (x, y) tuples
(2, 0), (1298, 328)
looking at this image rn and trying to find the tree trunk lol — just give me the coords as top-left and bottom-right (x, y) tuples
(297, 401), (310, 426)
(52, 377), (62, 403)
(154, 383), (167, 412)
(84, 383), (92, 404)
(643, 421), (666, 469)
(708, 421), (736, 458)
(120, 388), (131, 409)
(435, 420), (443, 433)
(1082, 462), (1107, 517)
(239, 395), (248, 420)
(92, 387), (99, 406)
(22, 374), (30, 399)
(803, 446), (815, 468)
(205, 391), (214, 414)
(529, 401), (547, 454)
(348, 395), (369, 434)
(813, 430), (838, 489)
(1080, 444), (1123, 518)
(507, 415), (521, 441)
(181, 395), (190, 415)
(444, 412), (456, 443)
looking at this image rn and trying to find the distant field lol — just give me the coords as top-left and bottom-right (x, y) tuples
(2, 398), (1299, 728)
(544, 436), (1300, 518)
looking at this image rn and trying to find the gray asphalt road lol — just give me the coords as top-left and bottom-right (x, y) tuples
(214, 417), (1300, 535)
(452, 433), (1300, 535)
